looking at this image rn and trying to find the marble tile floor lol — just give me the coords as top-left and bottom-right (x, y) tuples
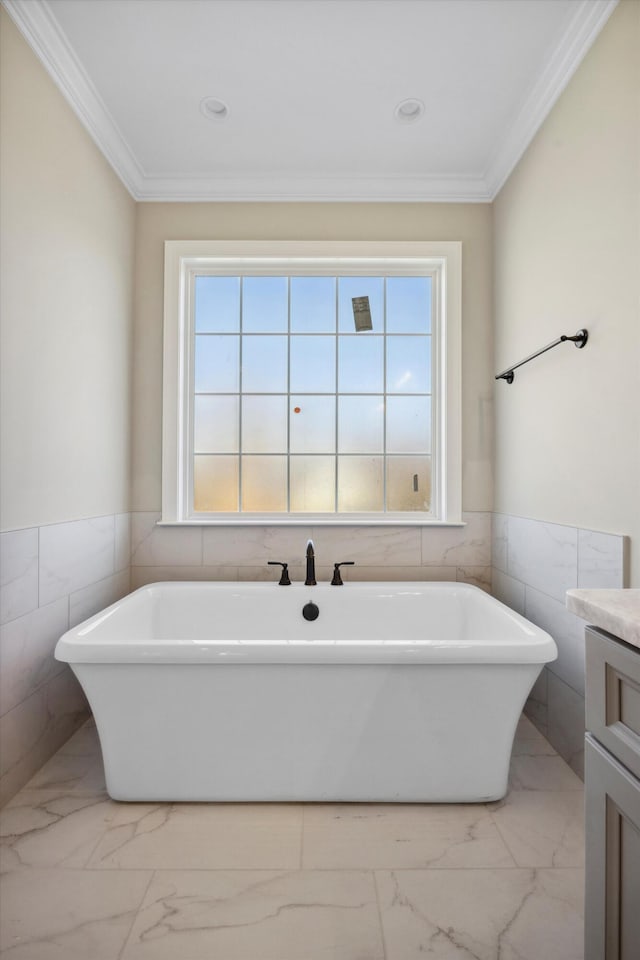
(0, 715), (585, 959)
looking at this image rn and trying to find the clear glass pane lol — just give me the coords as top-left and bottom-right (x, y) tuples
(241, 456), (287, 511)
(338, 277), (384, 332)
(338, 336), (383, 392)
(194, 456), (238, 512)
(194, 396), (239, 453)
(242, 335), (287, 392)
(386, 396), (431, 453)
(338, 396), (384, 453)
(194, 276), (240, 333)
(386, 277), (432, 333)
(290, 395), (335, 453)
(291, 277), (336, 333)
(386, 336), (431, 393)
(242, 395), (287, 453)
(195, 335), (239, 392)
(337, 456), (383, 511)
(242, 277), (288, 332)
(290, 335), (336, 392)
(290, 456), (336, 512)
(386, 456), (432, 512)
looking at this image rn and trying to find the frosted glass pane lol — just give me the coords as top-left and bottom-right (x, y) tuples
(386, 396), (431, 453)
(386, 277), (431, 333)
(194, 276), (240, 332)
(242, 277), (288, 332)
(290, 456), (336, 512)
(241, 456), (287, 512)
(291, 277), (336, 333)
(386, 336), (431, 393)
(195, 335), (239, 392)
(338, 336), (383, 392)
(290, 336), (336, 392)
(194, 396), (239, 453)
(242, 395), (287, 453)
(387, 456), (432, 512)
(338, 396), (384, 453)
(290, 395), (335, 453)
(337, 457), (383, 511)
(242, 336), (287, 392)
(194, 456), (238, 512)
(338, 277), (384, 332)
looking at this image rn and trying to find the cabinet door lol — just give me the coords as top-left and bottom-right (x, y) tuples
(585, 735), (640, 960)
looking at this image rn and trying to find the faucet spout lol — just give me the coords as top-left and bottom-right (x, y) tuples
(305, 540), (316, 586)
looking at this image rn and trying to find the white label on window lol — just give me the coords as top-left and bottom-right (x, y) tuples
(352, 295), (373, 332)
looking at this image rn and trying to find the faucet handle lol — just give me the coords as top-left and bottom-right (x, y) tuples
(268, 561), (291, 585)
(331, 561), (355, 586)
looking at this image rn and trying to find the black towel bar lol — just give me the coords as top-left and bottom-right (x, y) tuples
(495, 329), (588, 384)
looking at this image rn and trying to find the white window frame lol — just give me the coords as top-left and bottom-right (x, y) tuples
(162, 240), (462, 525)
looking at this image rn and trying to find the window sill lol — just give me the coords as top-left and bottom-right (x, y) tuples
(157, 517), (466, 527)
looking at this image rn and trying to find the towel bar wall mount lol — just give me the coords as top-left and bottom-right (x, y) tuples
(496, 328), (588, 384)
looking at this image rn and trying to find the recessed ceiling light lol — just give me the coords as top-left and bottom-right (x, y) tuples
(200, 97), (229, 121)
(394, 98), (425, 123)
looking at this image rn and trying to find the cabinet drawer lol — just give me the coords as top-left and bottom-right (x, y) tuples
(586, 627), (640, 780)
(585, 735), (640, 960)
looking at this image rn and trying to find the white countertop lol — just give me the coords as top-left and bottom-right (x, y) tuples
(566, 589), (640, 650)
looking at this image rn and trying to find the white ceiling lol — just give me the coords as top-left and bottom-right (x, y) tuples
(4, 0), (618, 201)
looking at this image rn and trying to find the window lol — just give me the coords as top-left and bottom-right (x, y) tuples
(162, 241), (461, 524)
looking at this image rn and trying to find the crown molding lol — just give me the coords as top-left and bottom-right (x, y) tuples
(133, 174), (493, 203)
(484, 0), (619, 199)
(3, 0), (619, 203)
(2, 0), (145, 197)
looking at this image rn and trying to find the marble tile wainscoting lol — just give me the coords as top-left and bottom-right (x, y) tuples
(491, 514), (627, 779)
(2, 508), (625, 804)
(130, 511), (492, 590)
(0, 515), (131, 806)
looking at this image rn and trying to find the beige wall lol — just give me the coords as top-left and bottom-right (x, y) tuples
(493, 0), (640, 586)
(0, 9), (136, 532)
(133, 202), (493, 512)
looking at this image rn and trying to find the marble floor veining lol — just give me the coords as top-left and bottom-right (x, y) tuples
(0, 715), (585, 959)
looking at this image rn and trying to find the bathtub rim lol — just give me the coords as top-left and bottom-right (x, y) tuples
(55, 580), (558, 667)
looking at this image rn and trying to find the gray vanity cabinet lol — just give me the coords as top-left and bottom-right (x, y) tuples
(585, 626), (640, 960)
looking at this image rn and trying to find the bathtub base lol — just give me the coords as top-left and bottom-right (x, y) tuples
(75, 661), (540, 802)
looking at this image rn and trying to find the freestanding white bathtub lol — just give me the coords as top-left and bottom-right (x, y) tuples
(55, 581), (556, 803)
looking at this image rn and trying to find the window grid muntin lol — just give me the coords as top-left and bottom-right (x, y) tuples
(189, 268), (436, 517)
(237, 277), (244, 512)
(382, 277), (388, 509)
(186, 272), (196, 517)
(333, 277), (339, 509)
(286, 280), (291, 511)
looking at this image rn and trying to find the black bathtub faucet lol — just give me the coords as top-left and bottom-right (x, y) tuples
(267, 561), (291, 585)
(305, 540), (316, 586)
(331, 561), (355, 586)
